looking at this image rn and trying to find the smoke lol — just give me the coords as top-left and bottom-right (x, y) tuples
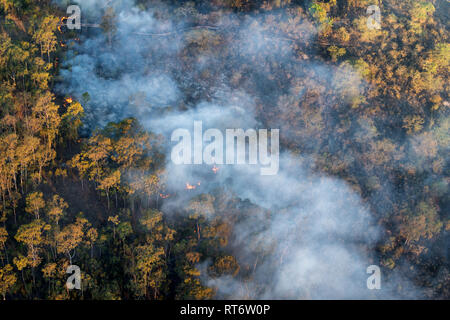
(56, 0), (422, 299)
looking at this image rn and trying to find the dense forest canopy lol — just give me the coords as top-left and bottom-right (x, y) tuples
(0, 0), (448, 299)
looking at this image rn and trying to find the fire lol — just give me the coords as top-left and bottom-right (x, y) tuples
(185, 183), (196, 190)
(159, 193), (170, 199)
(212, 165), (219, 174)
(65, 97), (73, 104)
(186, 182), (200, 190)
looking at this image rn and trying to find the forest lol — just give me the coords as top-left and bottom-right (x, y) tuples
(0, 0), (448, 300)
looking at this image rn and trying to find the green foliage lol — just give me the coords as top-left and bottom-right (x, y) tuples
(309, 1), (334, 31)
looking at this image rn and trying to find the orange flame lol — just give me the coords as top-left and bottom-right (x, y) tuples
(186, 183), (196, 190)
(65, 97), (73, 104)
(212, 165), (219, 174)
(159, 193), (170, 199)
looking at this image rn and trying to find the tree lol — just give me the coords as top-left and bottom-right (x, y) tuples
(85, 227), (98, 258)
(73, 134), (112, 185)
(209, 255), (240, 277)
(0, 227), (8, 265)
(134, 243), (165, 299)
(15, 219), (47, 278)
(61, 101), (84, 142)
(32, 91), (61, 154)
(41, 262), (57, 296)
(108, 215), (120, 240)
(409, 1), (435, 34)
(188, 194), (215, 241)
(32, 15), (59, 61)
(55, 217), (87, 264)
(309, 0), (334, 33)
(13, 254), (28, 294)
(140, 209), (176, 243)
(399, 201), (443, 247)
(25, 191), (45, 219)
(327, 45), (346, 62)
(16, 135), (40, 192)
(47, 194), (68, 225)
(175, 250), (214, 300)
(0, 264), (16, 300)
(98, 170), (121, 209)
(403, 115), (425, 134)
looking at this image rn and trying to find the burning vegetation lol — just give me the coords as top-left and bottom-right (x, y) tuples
(0, 0), (448, 301)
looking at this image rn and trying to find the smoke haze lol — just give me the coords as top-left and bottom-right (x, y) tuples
(55, 0), (424, 299)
